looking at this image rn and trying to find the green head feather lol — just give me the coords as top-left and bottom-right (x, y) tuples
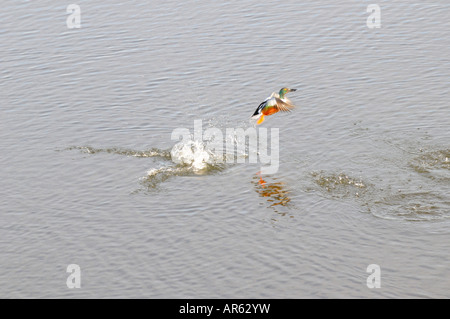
(279, 88), (288, 99)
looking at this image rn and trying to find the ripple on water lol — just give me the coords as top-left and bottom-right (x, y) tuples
(311, 171), (368, 199)
(310, 168), (449, 222)
(370, 191), (449, 222)
(409, 149), (450, 181)
(66, 146), (172, 159)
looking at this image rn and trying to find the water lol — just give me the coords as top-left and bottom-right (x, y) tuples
(0, 1), (449, 298)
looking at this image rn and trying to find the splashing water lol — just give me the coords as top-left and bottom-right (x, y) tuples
(170, 139), (214, 172)
(65, 120), (256, 190)
(169, 119), (254, 173)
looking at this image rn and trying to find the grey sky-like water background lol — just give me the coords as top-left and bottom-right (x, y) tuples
(0, 1), (449, 298)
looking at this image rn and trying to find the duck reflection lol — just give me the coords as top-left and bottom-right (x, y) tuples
(253, 172), (293, 217)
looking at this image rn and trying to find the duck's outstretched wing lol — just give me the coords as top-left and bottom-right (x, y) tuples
(274, 97), (295, 112)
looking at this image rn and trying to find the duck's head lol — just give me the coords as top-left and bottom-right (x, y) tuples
(279, 87), (297, 97)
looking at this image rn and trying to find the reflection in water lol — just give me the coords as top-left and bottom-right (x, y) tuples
(252, 173), (293, 218)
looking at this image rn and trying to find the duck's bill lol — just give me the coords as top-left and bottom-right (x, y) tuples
(290, 88), (297, 91)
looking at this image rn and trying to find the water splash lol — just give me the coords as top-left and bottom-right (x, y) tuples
(141, 165), (194, 189)
(170, 139), (217, 172)
(66, 119), (254, 190)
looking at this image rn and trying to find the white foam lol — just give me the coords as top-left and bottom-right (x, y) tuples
(170, 139), (213, 172)
(146, 165), (186, 177)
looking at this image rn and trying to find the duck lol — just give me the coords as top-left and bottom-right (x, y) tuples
(251, 88), (297, 125)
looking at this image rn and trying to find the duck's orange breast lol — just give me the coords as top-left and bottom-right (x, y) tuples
(262, 106), (279, 116)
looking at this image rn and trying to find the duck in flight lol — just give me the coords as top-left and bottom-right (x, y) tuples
(251, 88), (297, 125)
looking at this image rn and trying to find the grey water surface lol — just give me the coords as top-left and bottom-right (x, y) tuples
(0, 1), (449, 298)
